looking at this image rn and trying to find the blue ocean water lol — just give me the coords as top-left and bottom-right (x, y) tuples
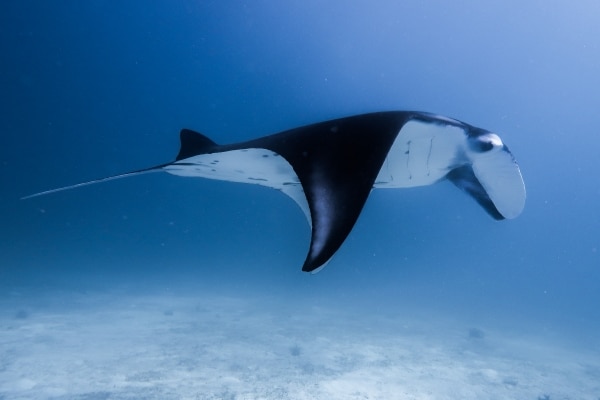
(1, 1), (600, 398)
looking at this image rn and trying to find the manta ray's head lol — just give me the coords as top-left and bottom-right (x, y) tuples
(462, 128), (526, 219)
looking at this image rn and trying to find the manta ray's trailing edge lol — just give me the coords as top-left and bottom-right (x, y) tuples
(24, 111), (526, 272)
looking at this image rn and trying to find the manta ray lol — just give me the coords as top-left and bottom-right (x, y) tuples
(25, 111), (526, 272)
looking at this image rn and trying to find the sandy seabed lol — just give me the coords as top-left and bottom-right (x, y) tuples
(0, 286), (599, 400)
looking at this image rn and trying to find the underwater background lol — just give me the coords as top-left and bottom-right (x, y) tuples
(1, 1), (600, 399)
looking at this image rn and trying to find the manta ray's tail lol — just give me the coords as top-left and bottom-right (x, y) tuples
(21, 129), (215, 200)
(20, 165), (166, 199)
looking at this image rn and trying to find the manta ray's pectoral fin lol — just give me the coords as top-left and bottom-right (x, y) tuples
(257, 114), (406, 272)
(300, 177), (375, 273)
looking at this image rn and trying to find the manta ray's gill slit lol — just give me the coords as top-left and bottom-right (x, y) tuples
(426, 138), (433, 177)
(406, 140), (412, 179)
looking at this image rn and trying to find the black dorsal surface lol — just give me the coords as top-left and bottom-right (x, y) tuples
(232, 112), (412, 271)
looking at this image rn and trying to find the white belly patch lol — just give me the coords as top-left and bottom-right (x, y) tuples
(164, 148), (311, 223)
(165, 148), (298, 186)
(374, 120), (467, 188)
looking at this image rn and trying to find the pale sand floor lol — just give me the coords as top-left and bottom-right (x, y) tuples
(0, 288), (599, 400)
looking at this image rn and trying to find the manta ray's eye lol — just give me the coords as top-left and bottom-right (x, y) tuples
(470, 133), (503, 153)
(476, 140), (494, 152)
